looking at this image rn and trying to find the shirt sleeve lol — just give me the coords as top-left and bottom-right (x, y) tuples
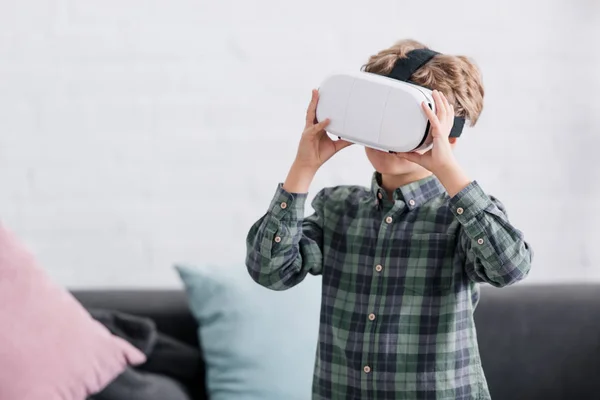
(449, 181), (533, 287)
(245, 183), (325, 291)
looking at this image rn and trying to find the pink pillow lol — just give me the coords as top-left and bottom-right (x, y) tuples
(0, 223), (146, 400)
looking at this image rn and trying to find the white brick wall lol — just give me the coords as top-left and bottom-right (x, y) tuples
(0, 0), (598, 288)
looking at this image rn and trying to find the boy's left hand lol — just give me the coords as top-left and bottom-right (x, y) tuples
(396, 90), (472, 197)
(395, 90), (458, 175)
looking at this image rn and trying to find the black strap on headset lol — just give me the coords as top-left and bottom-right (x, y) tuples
(388, 48), (440, 81)
(386, 48), (465, 138)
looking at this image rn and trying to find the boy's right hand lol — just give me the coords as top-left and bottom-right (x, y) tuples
(294, 89), (353, 171)
(283, 90), (353, 193)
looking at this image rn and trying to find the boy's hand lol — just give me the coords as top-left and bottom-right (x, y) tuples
(396, 90), (471, 197)
(283, 90), (353, 193)
(294, 89), (353, 171)
(395, 90), (458, 174)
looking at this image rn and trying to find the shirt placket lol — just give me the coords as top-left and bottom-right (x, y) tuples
(361, 198), (405, 392)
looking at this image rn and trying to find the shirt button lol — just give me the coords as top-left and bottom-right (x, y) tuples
(456, 207), (464, 215)
(363, 365), (371, 374)
(385, 216), (393, 224)
(375, 264), (383, 272)
(274, 236), (281, 243)
(408, 199), (416, 206)
(477, 238), (484, 245)
(368, 313), (376, 321)
(280, 202), (287, 209)
(377, 192), (383, 199)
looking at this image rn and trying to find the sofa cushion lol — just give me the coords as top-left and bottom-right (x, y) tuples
(175, 264), (321, 400)
(73, 290), (208, 400)
(0, 223), (145, 400)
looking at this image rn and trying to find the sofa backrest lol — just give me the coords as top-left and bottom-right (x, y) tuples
(74, 284), (600, 400)
(475, 284), (600, 400)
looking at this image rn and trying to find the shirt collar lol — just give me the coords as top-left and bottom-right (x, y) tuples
(370, 171), (445, 209)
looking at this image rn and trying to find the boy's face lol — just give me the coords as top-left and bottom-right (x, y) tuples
(364, 147), (427, 176)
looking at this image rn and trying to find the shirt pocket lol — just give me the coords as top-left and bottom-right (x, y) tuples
(392, 232), (457, 296)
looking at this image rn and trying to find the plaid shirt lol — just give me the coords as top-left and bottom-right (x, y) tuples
(246, 172), (532, 400)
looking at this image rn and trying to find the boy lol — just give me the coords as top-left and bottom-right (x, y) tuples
(245, 39), (533, 400)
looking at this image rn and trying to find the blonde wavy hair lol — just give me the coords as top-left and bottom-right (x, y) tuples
(362, 39), (484, 126)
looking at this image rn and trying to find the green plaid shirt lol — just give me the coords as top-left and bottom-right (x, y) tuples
(246, 172), (532, 400)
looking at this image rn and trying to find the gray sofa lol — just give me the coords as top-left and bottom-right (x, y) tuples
(73, 284), (600, 400)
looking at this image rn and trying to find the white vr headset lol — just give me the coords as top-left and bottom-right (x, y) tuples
(315, 48), (465, 153)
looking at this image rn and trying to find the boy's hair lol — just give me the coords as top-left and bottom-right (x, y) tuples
(362, 39), (484, 125)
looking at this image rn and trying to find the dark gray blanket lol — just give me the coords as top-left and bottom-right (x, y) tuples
(87, 309), (202, 400)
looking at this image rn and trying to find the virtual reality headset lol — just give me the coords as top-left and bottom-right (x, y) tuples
(315, 48), (466, 153)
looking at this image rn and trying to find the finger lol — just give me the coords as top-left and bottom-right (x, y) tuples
(305, 89), (319, 127)
(334, 138), (353, 152)
(448, 103), (455, 119)
(310, 118), (330, 134)
(421, 101), (440, 127)
(441, 93), (453, 118)
(447, 104), (455, 131)
(433, 90), (446, 119)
